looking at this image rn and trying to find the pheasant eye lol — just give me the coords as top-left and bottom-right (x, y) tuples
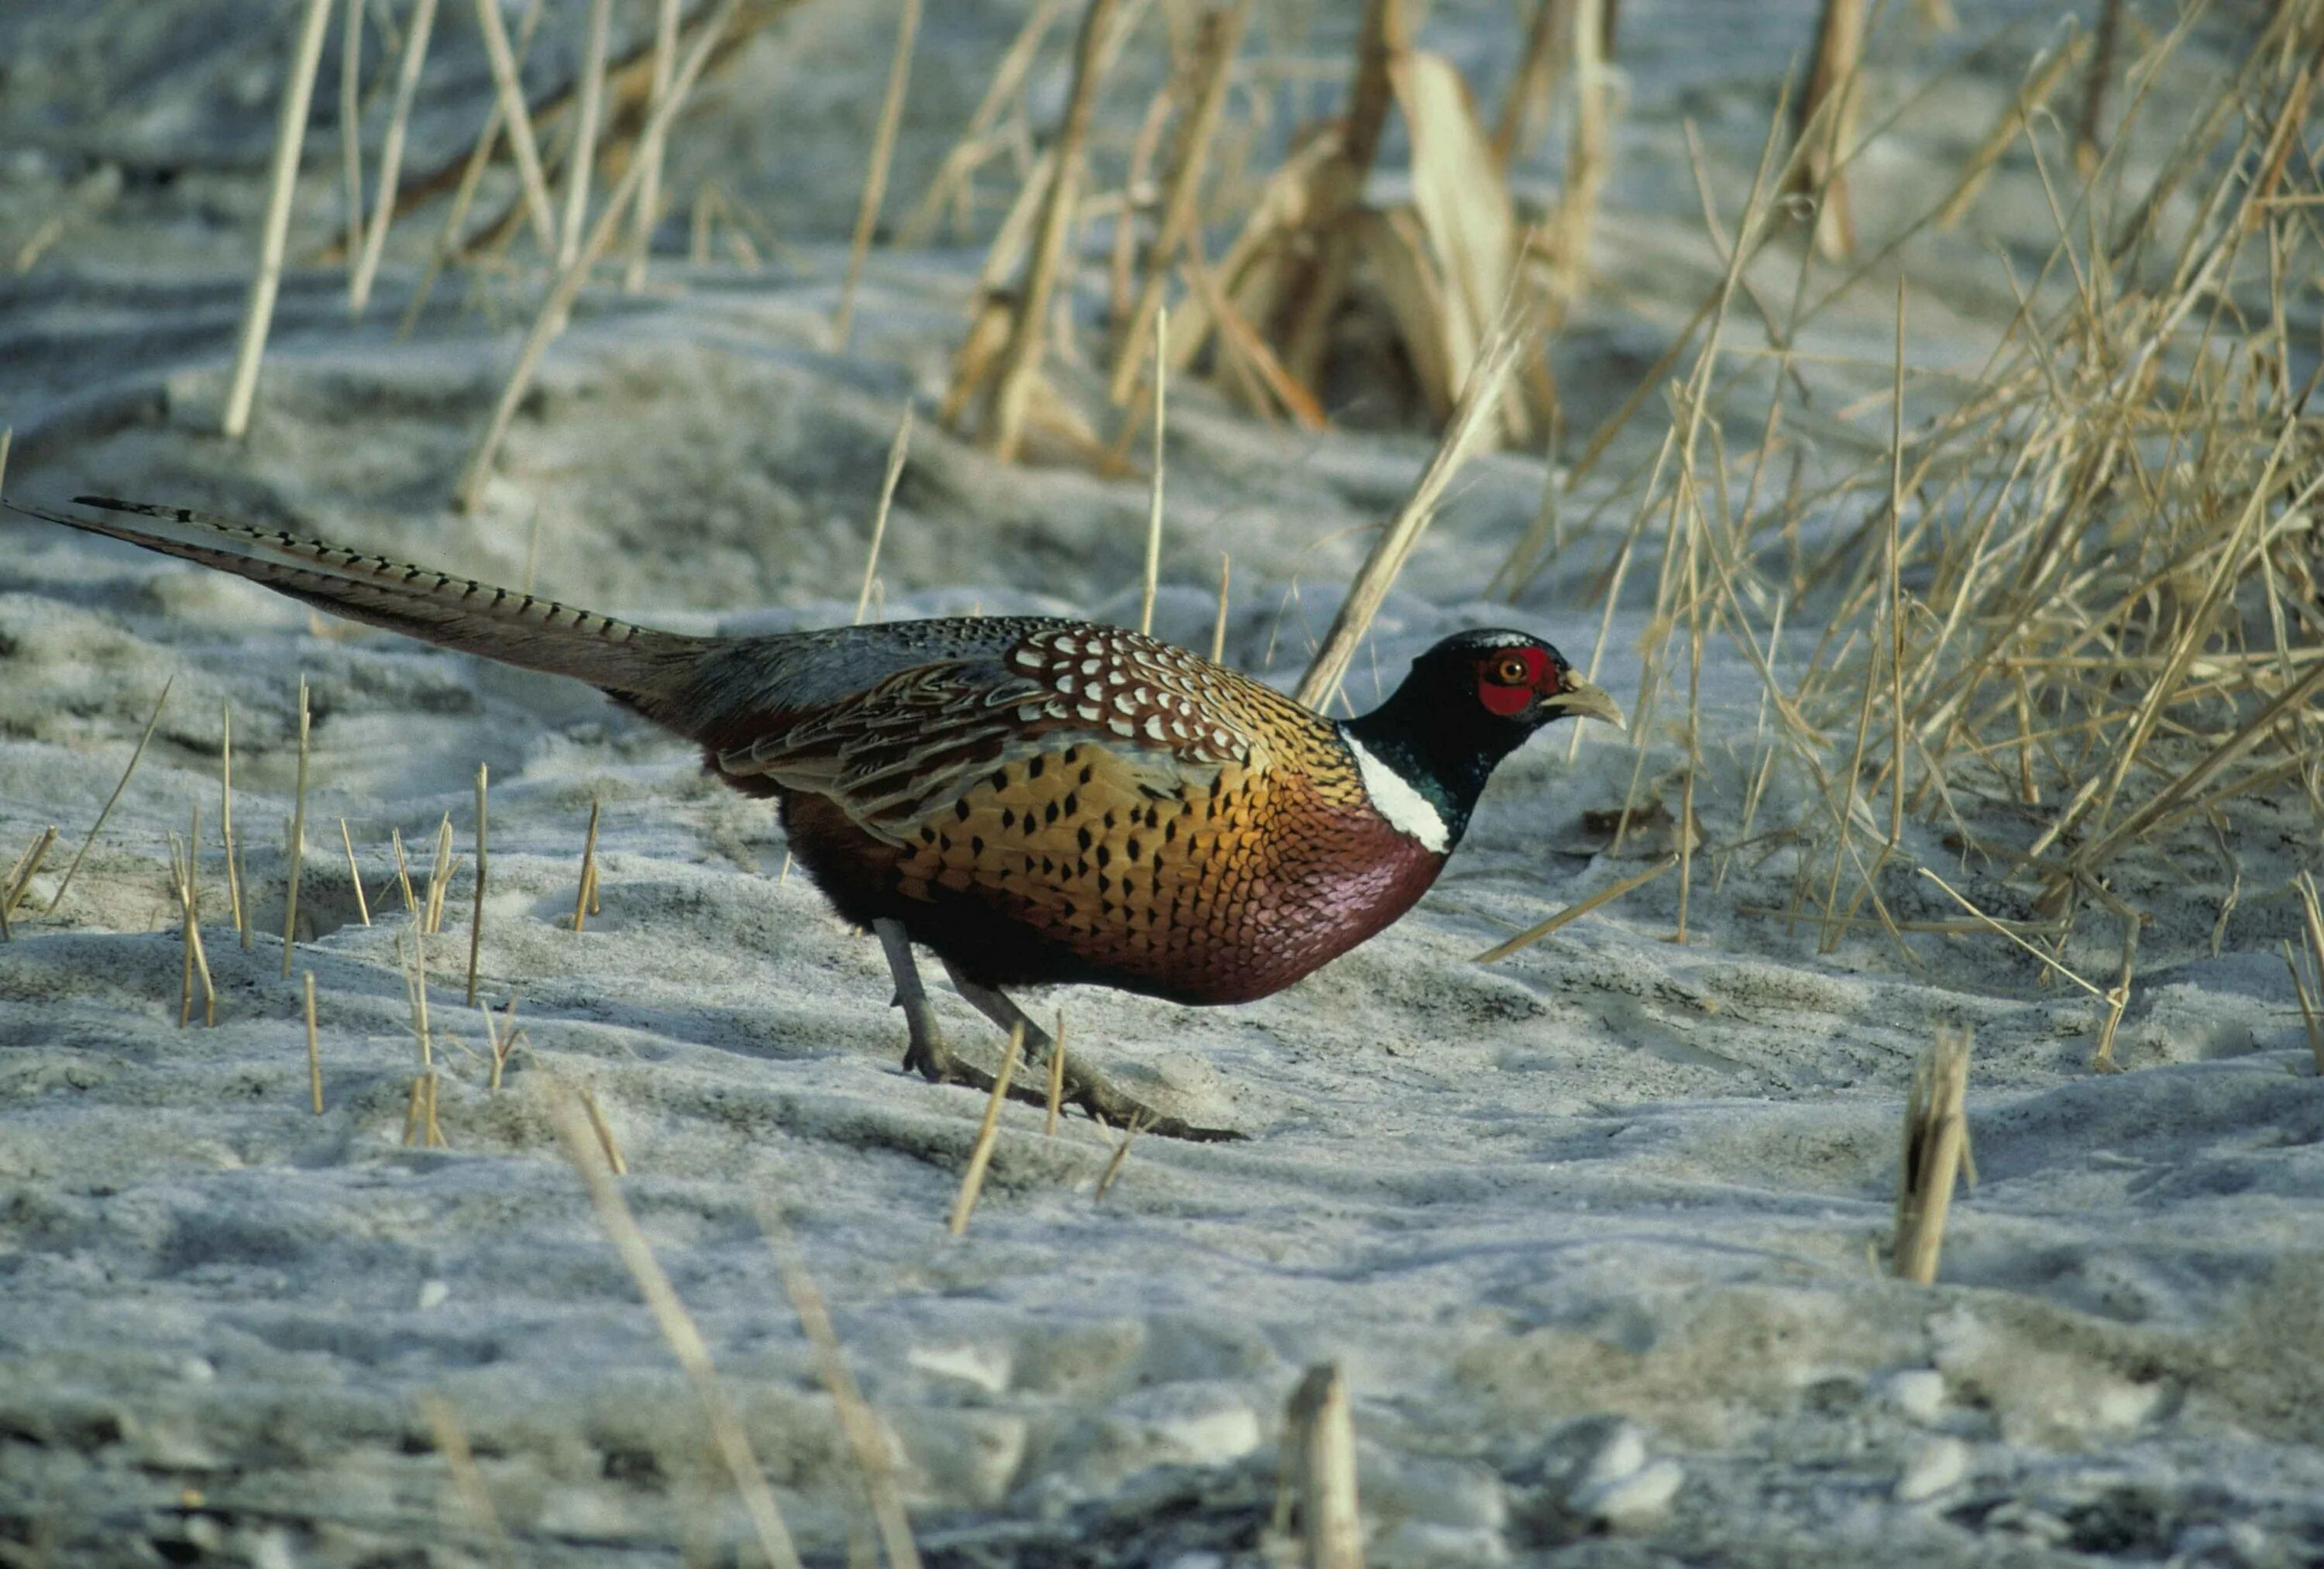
(1494, 657), (1529, 684)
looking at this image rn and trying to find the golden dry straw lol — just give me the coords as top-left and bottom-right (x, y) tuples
(349, 0), (441, 312)
(949, 1022), (1024, 1234)
(339, 818), (371, 926)
(1095, 1113), (1140, 1198)
(560, 0), (614, 269)
(469, 0), (557, 250)
(303, 970), (324, 1113)
(0, 826), (57, 939)
(221, 702), (247, 943)
(417, 1393), (510, 1551)
(50, 676), (173, 914)
(1138, 303), (1167, 636)
(855, 406), (915, 625)
(551, 1091), (805, 1569)
(579, 1082), (627, 1175)
(1044, 1010), (1067, 1137)
(455, 0), (743, 511)
(281, 675), (311, 976)
(1893, 1027), (1973, 1285)
(573, 796), (602, 930)
(977, 0), (1119, 461)
(1280, 1362), (1363, 1568)
(1209, 552), (1230, 664)
(761, 1208), (923, 1569)
(466, 762), (488, 1006)
(624, 0), (682, 292)
(833, 0), (922, 349)
(222, 0), (335, 439)
(339, 0), (363, 294)
(1294, 322), (1526, 710)
(1473, 855), (1678, 965)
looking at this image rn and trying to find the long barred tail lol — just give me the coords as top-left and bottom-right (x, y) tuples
(5, 495), (710, 699)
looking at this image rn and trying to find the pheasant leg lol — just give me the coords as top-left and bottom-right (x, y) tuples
(938, 958), (1240, 1143)
(875, 918), (956, 1082)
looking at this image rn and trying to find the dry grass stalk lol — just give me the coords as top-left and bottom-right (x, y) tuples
(1105, 2), (1248, 406)
(340, 0), (365, 296)
(560, 0), (614, 270)
(416, 1394), (511, 1554)
(1210, 552), (1230, 663)
(470, 0), (558, 251)
(1279, 0), (1402, 388)
(304, 970), (324, 1113)
(1491, 0), (1570, 169)
(466, 763), (488, 1006)
(975, 0), (1120, 462)
(219, 702), (247, 944)
(1790, 0), (1866, 260)
(1547, 0), (1610, 309)
(761, 1209), (923, 1569)
(833, 0), (923, 349)
(394, 0), (542, 335)
(855, 406), (915, 625)
(281, 676), (311, 975)
(1294, 322), (1526, 710)
(2293, 875), (2324, 1075)
(625, 0), (682, 291)
(50, 676), (173, 914)
(1473, 855), (1677, 964)
(223, 0), (335, 439)
(339, 818), (371, 926)
(1281, 1362), (1363, 1569)
(551, 1091), (806, 1569)
(573, 796), (602, 930)
(392, 826), (418, 914)
(949, 1022), (1024, 1234)
(421, 814), (456, 935)
(896, 0), (1065, 247)
(1934, 29), (2082, 229)
(578, 1082), (627, 1174)
(169, 815), (217, 1028)
(2074, 0), (2124, 175)
(1044, 1011), (1067, 1136)
(453, 0), (742, 512)
(1893, 1026), (1972, 1285)
(1138, 305), (1168, 635)
(350, 0), (440, 311)
(1094, 1113), (1141, 1198)
(0, 827), (57, 939)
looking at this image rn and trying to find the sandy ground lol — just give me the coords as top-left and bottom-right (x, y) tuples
(5, 2), (2324, 1564)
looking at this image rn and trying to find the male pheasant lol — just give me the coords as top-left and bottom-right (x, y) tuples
(8, 496), (1621, 1137)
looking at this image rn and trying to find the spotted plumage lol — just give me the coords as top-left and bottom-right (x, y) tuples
(6, 494), (1621, 1130)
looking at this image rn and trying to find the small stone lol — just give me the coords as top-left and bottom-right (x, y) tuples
(418, 1279), (450, 1310)
(1572, 1458), (1683, 1529)
(1576, 1421), (1647, 1490)
(1895, 1437), (1968, 1503)
(907, 1340), (1012, 1395)
(1883, 1368), (1947, 1423)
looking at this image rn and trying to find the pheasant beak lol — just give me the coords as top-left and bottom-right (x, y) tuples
(1545, 673), (1624, 731)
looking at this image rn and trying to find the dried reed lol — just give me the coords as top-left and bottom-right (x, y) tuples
(1473, 855), (1677, 964)
(1044, 1010), (1067, 1136)
(349, 0), (439, 312)
(50, 676), (172, 914)
(223, 0), (335, 439)
(304, 970), (324, 1113)
(1138, 304), (1167, 635)
(560, 0), (614, 270)
(466, 763), (487, 1006)
(551, 1091), (805, 1569)
(339, 818), (371, 926)
(624, 0), (682, 292)
(855, 406), (915, 625)
(469, 0), (557, 251)
(833, 0), (921, 349)
(0, 827), (56, 939)
(949, 1022), (1023, 1234)
(281, 676), (311, 975)
(1280, 1362), (1363, 1568)
(1893, 1027), (1972, 1284)
(220, 702), (249, 944)
(573, 796), (602, 930)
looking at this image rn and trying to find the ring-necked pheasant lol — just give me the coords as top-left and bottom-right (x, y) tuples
(7, 495), (1621, 1137)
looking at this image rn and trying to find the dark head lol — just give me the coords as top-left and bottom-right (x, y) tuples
(1341, 629), (1623, 848)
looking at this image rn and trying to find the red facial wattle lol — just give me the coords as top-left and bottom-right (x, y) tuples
(1477, 646), (1552, 716)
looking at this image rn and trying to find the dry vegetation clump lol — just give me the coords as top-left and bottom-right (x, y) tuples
(1514, 3), (2324, 1060)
